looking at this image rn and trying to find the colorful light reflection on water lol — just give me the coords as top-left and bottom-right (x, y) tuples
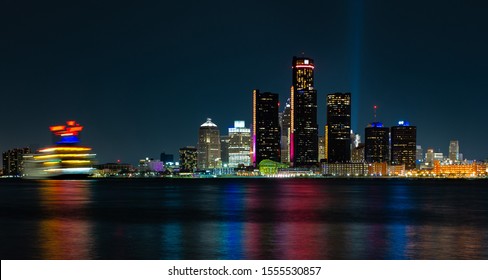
(1, 178), (487, 259)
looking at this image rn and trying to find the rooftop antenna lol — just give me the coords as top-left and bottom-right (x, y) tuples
(373, 105), (377, 122)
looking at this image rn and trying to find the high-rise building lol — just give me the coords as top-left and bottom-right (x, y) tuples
(425, 148), (435, 166)
(220, 135), (230, 166)
(197, 118), (221, 169)
(449, 140), (459, 163)
(228, 121), (251, 167)
(326, 93), (351, 163)
(364, 122), (390, 163)
(2, 147), (31, 176)
(280, 98), (291, 163)
(252, 89), (281, 166)
(391, 121), (417, 170)
(179, 146), (197, 172)
(290, 56), (318, 166)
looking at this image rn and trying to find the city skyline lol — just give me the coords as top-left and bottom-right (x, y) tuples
(1, 0), (488, 163)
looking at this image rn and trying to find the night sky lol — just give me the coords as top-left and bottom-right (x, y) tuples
(1, 0), (487, 164)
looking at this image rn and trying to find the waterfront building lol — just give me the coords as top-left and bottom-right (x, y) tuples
(258, 159), (288, 176)
(2, 147), (31, 176)
(433, 160), (487, 177)
(388, 164), (406, 176)
(290, 56), (318, 166)
(364, 122), (389, 163)
(197, 118), (221, 169)
(391, 121), (416, 170)
(280, 98), (291, 163)
(368, 162), (388, 176)
(139, 158), (164, 174)
(252, 90), (281, 166)
(449, 140), (460, 163)
(179, 146), (197, 173)
(322, 162), (368, 176)
(94, 162), (134, 176)
(228, 121), (251, 167)
(326, 93), (351, 163)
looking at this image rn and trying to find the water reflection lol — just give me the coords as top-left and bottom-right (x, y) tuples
(38, 180), (94, 259)
(2, 178), (487, 259)
(219, 184), (244, 259)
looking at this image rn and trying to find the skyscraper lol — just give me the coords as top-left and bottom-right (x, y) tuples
(179, 146), (197, 172)
(197, 118), (221, 169)
(365, 122), (390, 163)
(280, 98), (291, 164)
(220, 135), (230, 166)
(252, 89), (281, 166)
(326, 93), (351, 163)
(449, 140), (459, 163)
(228, 121), (251, 167)
(290, 56), (318, 166)
(391, 121), (417, 170)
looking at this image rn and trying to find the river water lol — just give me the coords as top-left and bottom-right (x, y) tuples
(1, 178), (487, 259)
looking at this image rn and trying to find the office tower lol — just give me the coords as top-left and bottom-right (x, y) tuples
(160, 152), (174, 164)
(280, 98), (291, 163)
(391, 121), (417, 170)
(228, 121), (251, 167)
(290, 56), (318, 166)
(2, 147), (31, 176)
(449, 140), (459, 163)
(416, 145), (423, 163)
(326, 93), (351, 163)
(220, 135), (230, 166)
(197, 118), (221, 169)
(425, 148), (434, 166)
(179, 146), (197, 172)
(252, 89), (281, 166)
(364, 122), (390, 163)
(351, 143), (365, 162)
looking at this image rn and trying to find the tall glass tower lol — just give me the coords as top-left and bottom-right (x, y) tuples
(391, 121), (417, 170)
(280, 98), (291, 164)
(252, 89), (281, 166)
(290, 56), (318, 166)
(197, 118), (221, 169)
(449, 140), (459, 163)
(326, 93), (351, 163)
(228, 121), (251, 167)
(365, 122), (390, 163)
